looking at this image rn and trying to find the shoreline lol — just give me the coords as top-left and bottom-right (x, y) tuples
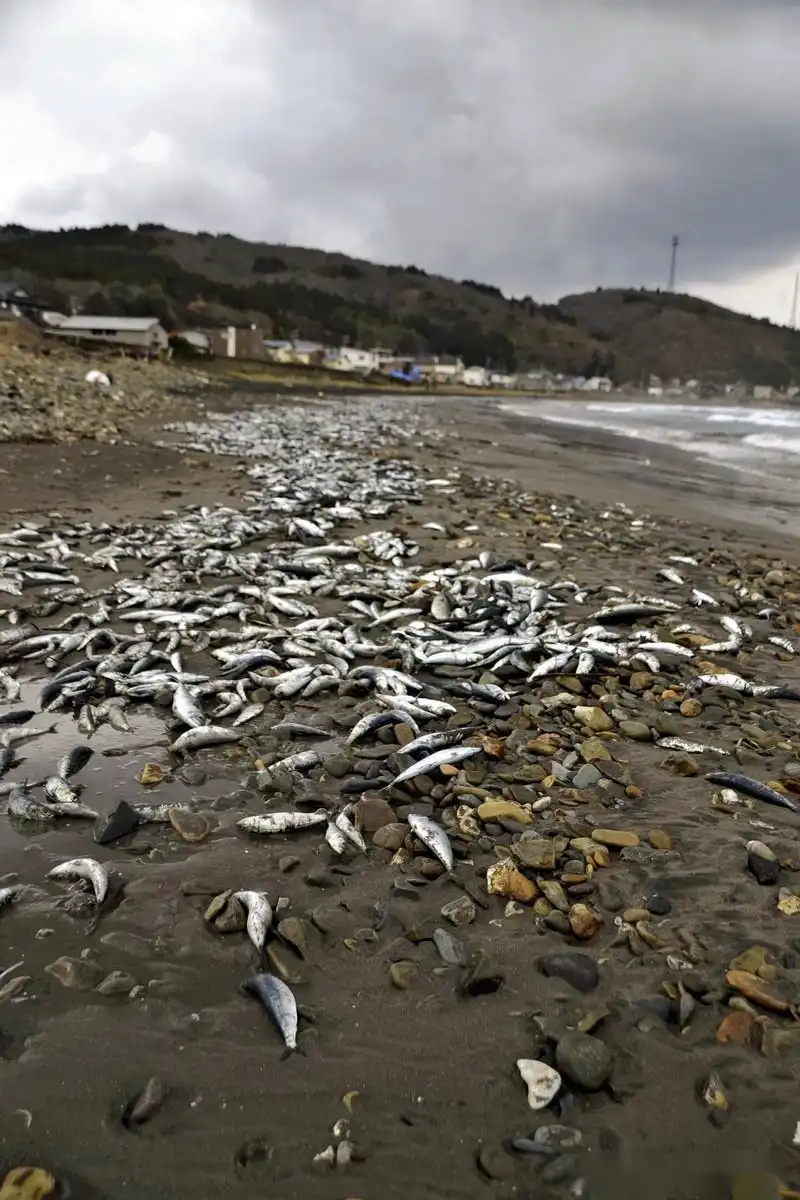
(0, 385), (798, 1197)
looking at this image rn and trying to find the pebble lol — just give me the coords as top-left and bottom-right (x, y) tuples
(555, 1031), (613, 1090)
(538, 879), (569, 912)
(746, 840), (780, 885)
(645, 890), (672, 916)
(461, 949), (504, 996)
(648, 829), (672, 851)
(539, 952), (599, 992)
(96, 970), (137, 996)
(591, 829), (640, 848)
(276, 917), (310, 959)
(433, 927), (467, 966)
(619, 720), (651, 741)
(266, 943), (303, 984)
(534, 1124), (583, 1151)
(278, 855), (301, 873)
(660, 753), (699, 777)
(168, 808), (210, 843)
(517, 1058), (562, 1109)
(569, 903), (604, 940)
(680, 698), (703, 717)
(476, 1144), (512, 1182)
(597, 880), (625, 911)
(441, 895), (476, 927)
(544, 911), (571, 935)
(716, 1010), (757, 1046)
(388, 961), (418, 990)
(486, 860), (538, 903)
(574, 706), (615, 732)
(372, 822), (407, 851)
(305, 868), (338, 888)
(573, 763), (602, 788)
(46, 956), (105, 990)
(513, 837), (556, 870)
(354, 797), (396, 833)
(0, 1168), (58, 1198)
(628, 672), (655, 693)
(323, 754), (352, 779)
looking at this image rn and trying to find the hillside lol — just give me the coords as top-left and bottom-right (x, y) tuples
(0, 223), (798, 386)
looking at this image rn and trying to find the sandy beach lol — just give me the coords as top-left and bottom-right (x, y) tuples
(0, 379), (798, 1200)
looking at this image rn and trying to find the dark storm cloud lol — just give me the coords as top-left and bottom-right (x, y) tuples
(1, 0), (799, 307)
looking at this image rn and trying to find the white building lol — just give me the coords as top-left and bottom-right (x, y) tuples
(325, 346), (379, 373)
(581, 376), (613, 392)
(462, 365), (489, 387)
(45, 315), (169, 354)
(488, 371), (514, 388)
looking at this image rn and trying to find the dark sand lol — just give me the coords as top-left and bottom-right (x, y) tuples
(0, 387), (798, 1199)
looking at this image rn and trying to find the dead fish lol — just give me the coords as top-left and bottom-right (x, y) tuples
(0, 885), (20, 908)
(169, 725), (242, 755)
(400, 727), (481, 756)
(391, 745), (481, 786)
(270, 721), (333, 738)
(237, 809), (329, 835)
(690, 588), (719, 608)
(233, 890), (272, 953)
(325, 820), (348, 855)
(656, 736), (728, 755)
(232, 702), (265, 727)
(334, 806), (366, 852)
(346, 709), (419, 745)
(132, 802), (185, 824)
(172, 681), (205, 729)
(44, 775), (81, 806)
(407, 813), (453, 872)
(47, 856), (109, 904)
(705, 771), (797, 813)
(57, 744), (94, 779)
(241, 972), (298, 1053)
(7, 782), (62, 822)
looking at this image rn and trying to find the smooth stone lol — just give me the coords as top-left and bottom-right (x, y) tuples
(539, 952), (600, 993)
(278, 855), (301, 874)
(645, 891), (672, 916)
(486, 860), (538, 903)
(569, 903), (604, 940)
(276, 917), (310, 959)
(477, 799), (531, 824)
(534, 1125), (583, 1151)
(266, 943), (304, 984)
(441, 895), (476, 927)
(648, 829), (672, 850)
(619, 845), (661, 865)
(323, 754), (352, 779)
(354, 797), (396, 833)
(461, 950), (504, 996)
(619, 720), (651, 741)
(477, 1144), (513, 1182)
(206, 893), (247, 934)
(372, 822), (407, 851)
(45, 956), (105, 991)
(539, 880), (569, 912)
(555, 1031), (612, 1090)
(94, 800), (140, 845)
(747, 840), (780, 885)
(433, 927), (467, 966)
(544, 911), (571, 935)
(96, 970), (137, 996)
(395, 723), (416, 746)
(517, 1059), (562, 1109)
(574, 706), (615, 732)
(591, 829), (640, 848)
(305, 869), (338, 889)
(579, 738), (611, 763)
(168, 808), (210, 843)
(513, 838), (557, 870)
(660, 753), (699, 777)
(628, 672), (654, 693)
(388, 961), (418, 990)
(573, 764), (602, 788)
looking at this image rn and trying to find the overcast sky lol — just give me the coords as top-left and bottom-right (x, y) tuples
(1, 0), (799, 323)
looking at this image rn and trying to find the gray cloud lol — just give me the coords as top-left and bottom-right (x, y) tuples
(1, 0), (800, 312)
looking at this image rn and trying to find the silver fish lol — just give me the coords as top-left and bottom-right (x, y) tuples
(237, 809), (329, 835)
(392, 745), (481, 786)
(47, 857), (109, 905)
(334, 806), (367, 852)
(407, 813), (453, 872)
(705, 771), (797, 813)
(241, 972), (298, 1052)
(57, 744), (94, 779)
(169, 725), (242, 754)
(172, 681), (205, 728)
(325, 820), (348, 854)
(347, 709), (419, 745)
(233, 890), (272, 953)
(656, 736), (727, 755)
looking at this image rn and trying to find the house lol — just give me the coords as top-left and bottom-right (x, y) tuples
(462, 366), (489, 387)
(206, 326), (267, 359)
(263, 339), (327, 366)
(488, 371), (515, 389)
(0, 283), (49, 319)
(45, 315), (169, 354)
(325, 346), (378, 374)
(172, 330), (212, 355)
(0, 310), (45, 353)
(581, 376), (613, 392)
(415, 354), (465, 382)
(752, 384), (774, 401)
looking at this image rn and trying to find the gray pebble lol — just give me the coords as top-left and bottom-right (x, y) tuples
(555, 1031), (612, 1090)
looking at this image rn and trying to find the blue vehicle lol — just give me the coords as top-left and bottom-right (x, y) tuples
(388, 360), (422, 385)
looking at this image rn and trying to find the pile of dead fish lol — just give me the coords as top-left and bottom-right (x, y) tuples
(0, 395), (798, 1048)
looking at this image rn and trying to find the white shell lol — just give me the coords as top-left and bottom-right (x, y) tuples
(516, 1059), (562, 1110)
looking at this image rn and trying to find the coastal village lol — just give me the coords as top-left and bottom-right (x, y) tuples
(0, 279), (795, 401)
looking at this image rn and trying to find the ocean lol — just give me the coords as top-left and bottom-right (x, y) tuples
(500, 398), (800, 482)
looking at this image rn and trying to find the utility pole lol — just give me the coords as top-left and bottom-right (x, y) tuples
(667, 235), (679, 292)
(791, 272), (799, 329)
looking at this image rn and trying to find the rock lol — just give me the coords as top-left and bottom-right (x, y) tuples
(433, 927), (467, 966)
(137, 762), (166, 786)
(569, 903), (604, 940)
(477, 799), (531, 824)
(619, 720), (651, 741)
(628, 672), (655, 693)
(96, 970), (137, 996)
(394, 723), (416, 746)
(476, 1144), (512, 1182)
(168, 808), (210, 843)
(539, 879), (569, 912)
(597, 880), (625, 911)
(765, 569), (786, 586)
(512, 837), (556, 870)
(205, 891), (247, 934)
(725, 970), (791, 1013)
(539, 952), (599, 993)
(729, 946), (774, 978)
(574, 706), (614, 732)
(648, 829), (672, 851)
(619, 845), (662, 866)
(544, 911), (571, 935)
(372, 822), (407, 851)
(486, 860), (537, 903)
(573, 763), (602, 788)
(94, 800), (140, 844)
(645, 890), (671, 916)
(439, 895), (475, 927)
(277, 917), (310, 959)
(591, 829), (640, 848)
(388, 961), (417, 990)
(680, 698), (703, 717)
(777, 891), (800, 916)
(45, 956), (105, 990)
(533, 1125), (583, 1151)
(660, 753), (699, 777)
(266, 943), (303, 984)
(100, 931), (152, 959)
(461, 949), (504, 996)
(305, 868), (338, 888)
(516, 1059), (562, 1109)
(354, 797), (396, 833)
(579, 738), (611, 763)
(746, 840), (779, 885)
(0, 1168), (58, 1199)
(278, 855), (301, 874)
(323, 754), (352, 779)
(555, 1031), (612, 1091)
(716, 1011), (757, 1046)
(0, 977), (29, 1003)
(527, 737), (560, 755)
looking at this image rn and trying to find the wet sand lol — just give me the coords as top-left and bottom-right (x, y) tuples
(0, 386), (798, 1199)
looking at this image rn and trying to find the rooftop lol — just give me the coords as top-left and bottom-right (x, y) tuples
(53, 316), (163, 332)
